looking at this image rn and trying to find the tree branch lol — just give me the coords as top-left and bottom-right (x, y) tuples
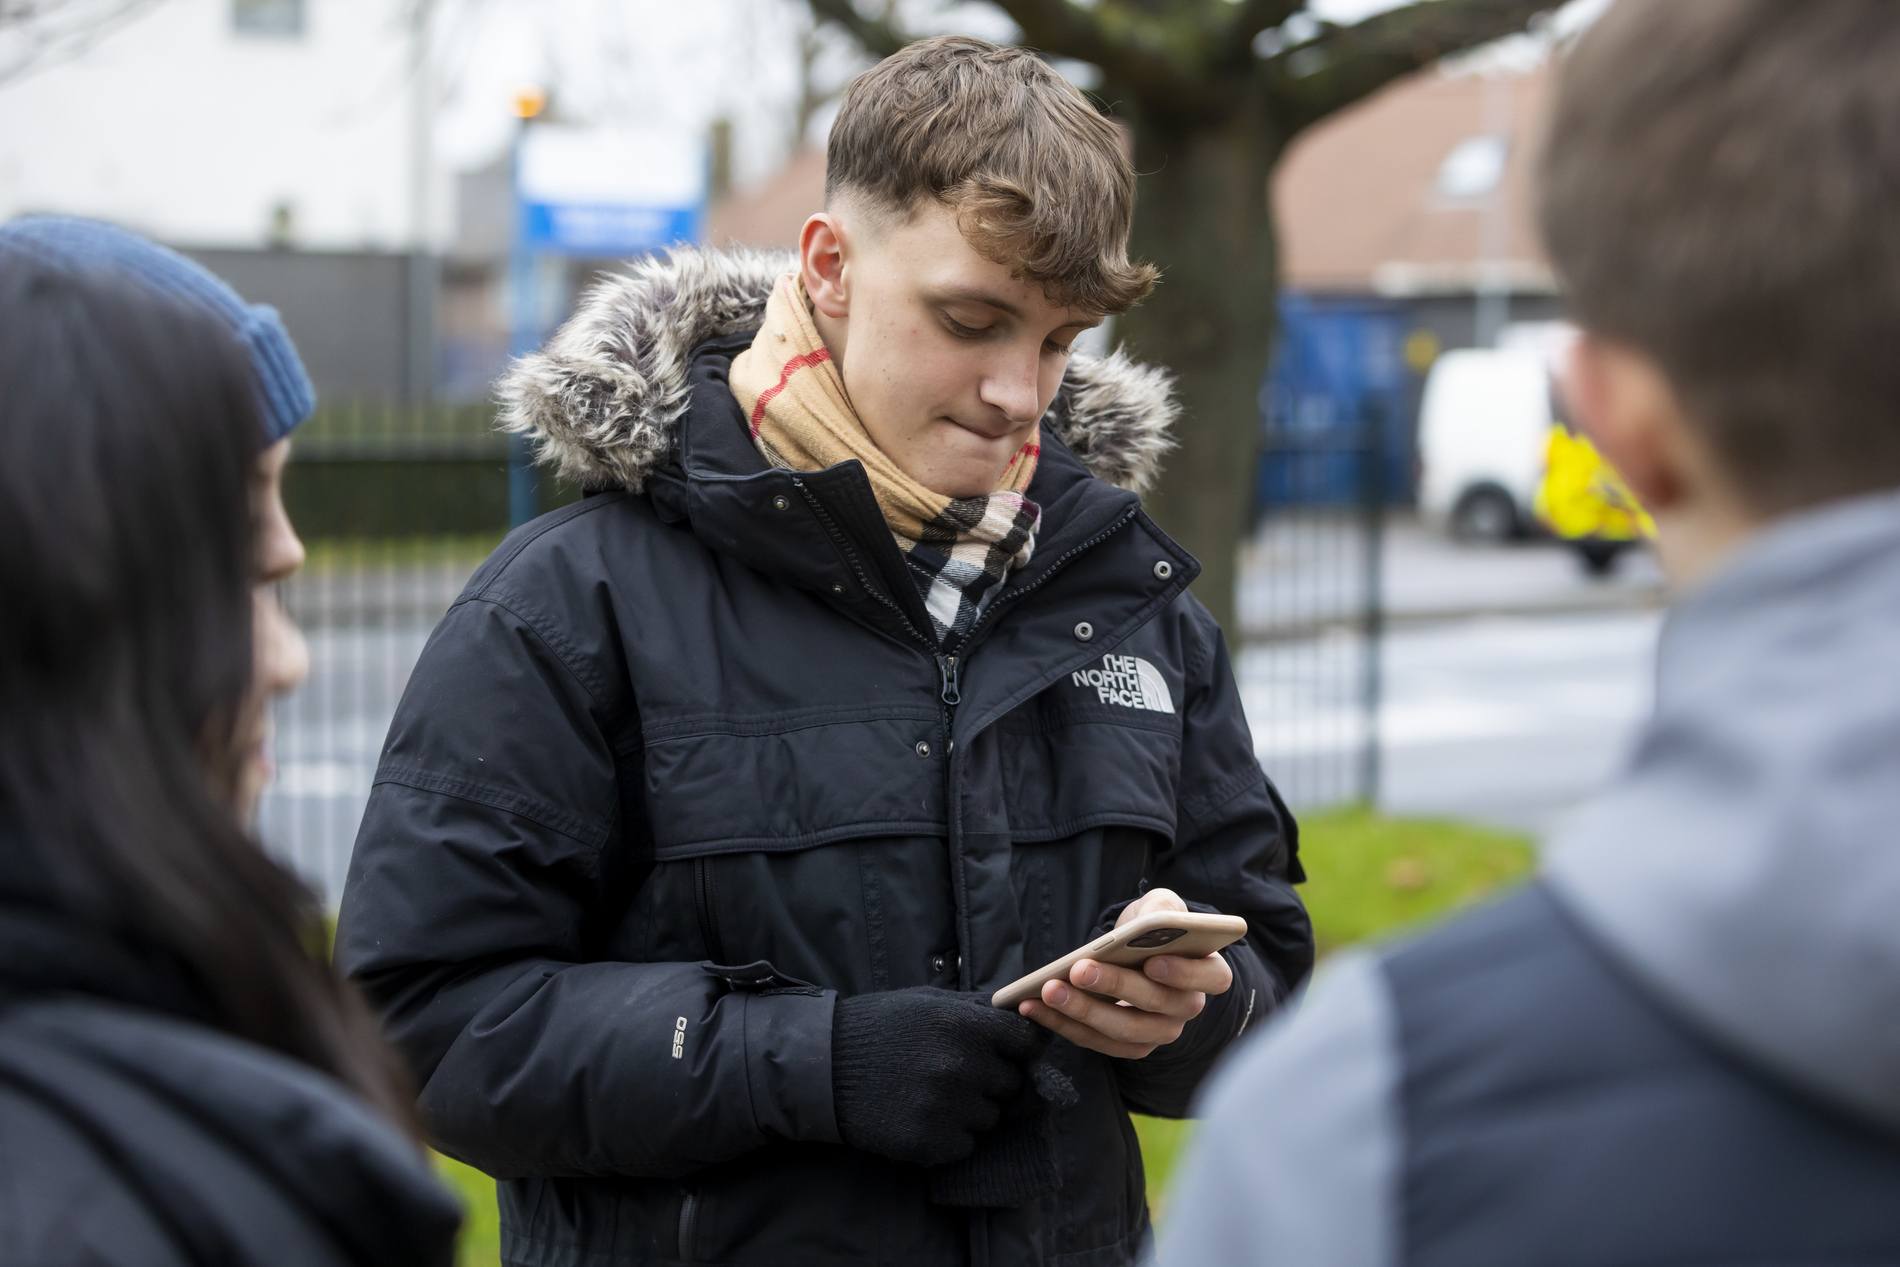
(0, 0), (161, 86)
(993, 0), (1224, 115)
(1264, 0), (1560, 135)
(1222, 0), (1302, 57)
(803, 0), (911, 60)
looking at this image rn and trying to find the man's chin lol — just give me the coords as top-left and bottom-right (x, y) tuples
(924, 466), (1013, 499)
(916, 430), (1031, 498)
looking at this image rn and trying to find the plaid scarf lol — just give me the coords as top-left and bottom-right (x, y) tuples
(730, 272), (1041, 647)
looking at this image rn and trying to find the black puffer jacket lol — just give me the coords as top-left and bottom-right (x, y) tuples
(336, 248), (1313, 1267)
(0, 905), (462, 1267)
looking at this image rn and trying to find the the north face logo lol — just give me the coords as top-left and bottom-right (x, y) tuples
(1072, 654), (1175, 713)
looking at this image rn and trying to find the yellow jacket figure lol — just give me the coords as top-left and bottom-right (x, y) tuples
(1536, 426), (1655, 574)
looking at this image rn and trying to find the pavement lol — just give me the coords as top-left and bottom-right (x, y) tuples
(1239, 513), (1664, 638)
(1241, 609), (1659, 836)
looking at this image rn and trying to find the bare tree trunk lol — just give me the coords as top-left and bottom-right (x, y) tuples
(803, 0), (1564, 634)
(1117, 96), (1284, 638)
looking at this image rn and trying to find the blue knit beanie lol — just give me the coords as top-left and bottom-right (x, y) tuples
(0, 215), (316, 445)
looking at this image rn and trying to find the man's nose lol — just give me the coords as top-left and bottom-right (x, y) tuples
(979, 349), (1043, 425)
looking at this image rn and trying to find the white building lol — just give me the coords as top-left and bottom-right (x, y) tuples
(0, 0), (451, 252)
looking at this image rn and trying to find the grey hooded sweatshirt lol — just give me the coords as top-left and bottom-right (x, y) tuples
(1154, 489), (1900, 1267)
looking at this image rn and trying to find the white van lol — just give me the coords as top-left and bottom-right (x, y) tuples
(1416, 346), (1554, 541)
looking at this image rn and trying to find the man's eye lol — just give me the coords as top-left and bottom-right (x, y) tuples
(1045, 340), (1076, 358)
(942, 314), (992, 339)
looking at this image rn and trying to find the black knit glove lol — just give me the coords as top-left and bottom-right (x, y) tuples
(928, 1054), (1080, 1208)
(832, 987), (1047, 1167)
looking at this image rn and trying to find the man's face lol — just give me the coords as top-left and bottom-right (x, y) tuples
(804, 201), (1100, 499)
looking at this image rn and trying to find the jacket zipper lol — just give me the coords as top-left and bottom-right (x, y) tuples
(798, 484), (1144, 1000)
(790, 476), (935, 652)
(677, 1190), (699, 1261)
(937, 652), (962, 742)
(950, 504), (1143, 658)
(694, 858), (726, 963)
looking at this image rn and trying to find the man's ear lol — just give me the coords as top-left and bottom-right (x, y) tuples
(1561, 333), (1685, 512)
(799, 212), (851, 320)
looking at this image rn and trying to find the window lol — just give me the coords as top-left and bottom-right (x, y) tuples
(1435, 135), (1509, 202)
(233, 0), (305, 37)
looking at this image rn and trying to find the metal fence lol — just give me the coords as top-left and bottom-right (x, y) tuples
(258, 402), (1391, 907)
(256, 405), (573, 903)
(1235, 295), (1415, 813)
(1236, 401), (1390, 814)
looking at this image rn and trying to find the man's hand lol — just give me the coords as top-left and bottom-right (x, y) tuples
(1018, 888), (1234, 1059)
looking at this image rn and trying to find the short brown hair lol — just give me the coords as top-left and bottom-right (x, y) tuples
(1538, 0), (1900, 515)
(827, 35), (1157, 316)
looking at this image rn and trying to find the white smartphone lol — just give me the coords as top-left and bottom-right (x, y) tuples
(990, 910), (1249, 1010)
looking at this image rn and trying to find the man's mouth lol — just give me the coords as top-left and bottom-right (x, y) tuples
(944, 415), (1016, 441)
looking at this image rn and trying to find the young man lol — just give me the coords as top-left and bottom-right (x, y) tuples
(337, 34), (1312, 1267)
(1156, 3), (1900, 1263)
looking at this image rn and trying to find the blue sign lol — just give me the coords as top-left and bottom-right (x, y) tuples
(519, 200), (702, 256)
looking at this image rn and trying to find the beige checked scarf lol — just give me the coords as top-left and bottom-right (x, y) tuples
(730, 272), (1042, 646)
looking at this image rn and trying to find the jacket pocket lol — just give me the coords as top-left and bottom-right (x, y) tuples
(997, 701), (1182, 843)
(641, 708), (945, 859)
(693, 858), (726, 964)
(676, 1187), (699, 1263)
(623, 710), (960, 990)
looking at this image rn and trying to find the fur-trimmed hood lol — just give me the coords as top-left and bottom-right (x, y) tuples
(497, 246), (1177, 495)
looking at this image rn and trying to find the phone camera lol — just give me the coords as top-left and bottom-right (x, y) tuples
(1127, 927), (1186, 949)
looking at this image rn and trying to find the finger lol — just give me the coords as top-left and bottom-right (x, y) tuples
(1145, 952), (1234, 996)
(1114, 886), (1189, 927)
(982, 1010), (1049, 1062)
(1018, 1001), (1155, 1060)
(1070, 958), (1201, 1018)
(1040, 979), (1185, 1047)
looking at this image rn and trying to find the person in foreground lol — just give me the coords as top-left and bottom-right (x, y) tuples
(0, 230), (460, 1265)
(1156, 2), (1900, 1264)
(337, 34), (1312, 1267)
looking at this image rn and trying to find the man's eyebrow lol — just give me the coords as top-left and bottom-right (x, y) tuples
(929, 285), (1023, 318)
(928, 285), (1100, 330)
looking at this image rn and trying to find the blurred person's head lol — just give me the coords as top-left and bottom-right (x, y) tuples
(1539, 0), (1900, 583)
(0, 215), (311, 667)
(798, 35), (1156, 497)
(0, 254), (409, 1128)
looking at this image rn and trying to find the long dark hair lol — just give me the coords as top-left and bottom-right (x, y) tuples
(0, 252), (417, 1131)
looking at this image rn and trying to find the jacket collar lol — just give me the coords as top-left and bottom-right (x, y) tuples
(509, 246), (1193, 649)
(497, 245), (1180, 498)
(643, 334), (1170, 651)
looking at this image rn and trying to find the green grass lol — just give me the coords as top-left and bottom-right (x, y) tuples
(438, 1155), (502, 1267)
(300, 533), (504, 575)
(294, 402), (502, 447)
(435, 806), (1534, 1263)
(1297, 804), (1536, 954)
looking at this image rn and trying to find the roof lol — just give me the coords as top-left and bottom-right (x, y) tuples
(1275, 64), (1554, 295)
(705, 147), (824, 252)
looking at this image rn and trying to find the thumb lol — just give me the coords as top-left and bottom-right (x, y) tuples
(986, 1010), (1050, 1064)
